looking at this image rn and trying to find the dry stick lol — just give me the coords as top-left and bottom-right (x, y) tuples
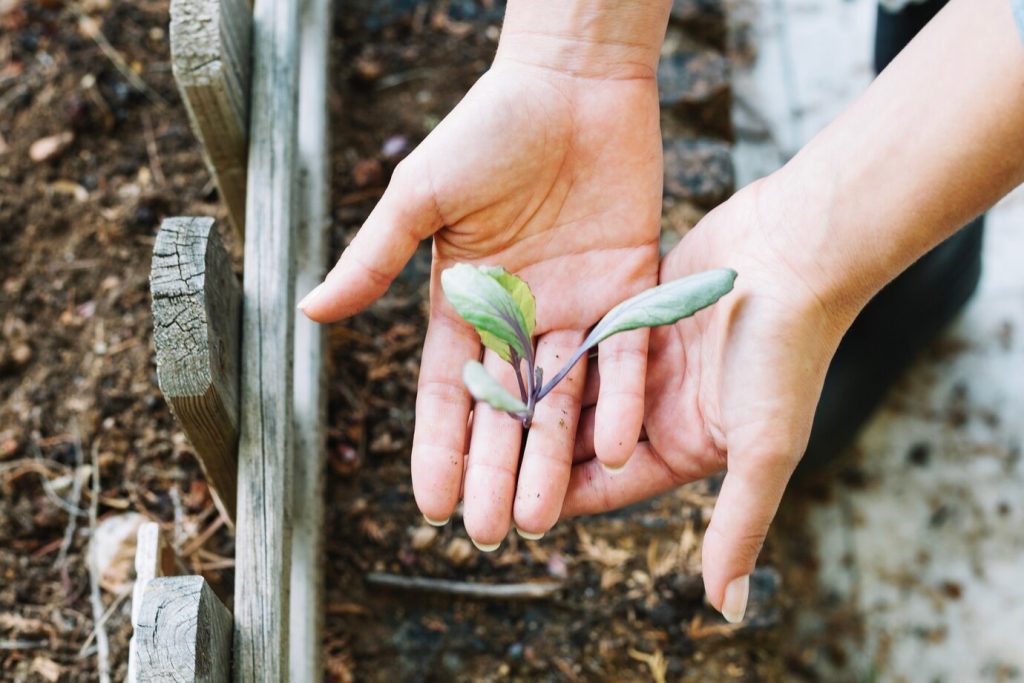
(0, 640), (48, 651)
(179, 514), (225, 557)
(52, 435), (85, 600)
(77, 587), (131, 657)
(85, 441), (112, 683)
(31, 437), (86, 520)
(365, 573), (564, 600)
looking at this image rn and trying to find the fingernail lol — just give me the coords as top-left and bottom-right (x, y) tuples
(471, 538), (501, 552)
(721, 574), (750, 624)
(423, 514), (449, 527)
(601, 461), (626, 475)
(297, 282), (324, 311)
(514, 526), (545, 541)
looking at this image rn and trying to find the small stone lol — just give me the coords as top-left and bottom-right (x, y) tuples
(381, 135), (409, 160)
(546, 552), (569, 580)
(28, 131), (74, 163)
(410, 525), (437, 550)
(353, 53), (384, 83)
(445, 537), (473, 566)
(11, 343), (32, 366)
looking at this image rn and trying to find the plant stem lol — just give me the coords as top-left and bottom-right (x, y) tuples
(536, 345), (588, 402)
(510, 349), (528, 403)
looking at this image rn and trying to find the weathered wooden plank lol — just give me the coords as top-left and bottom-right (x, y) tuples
(288, 0), (331, 679)
(151, 217), (241, 521)
(128, 523), (163, 683)
(169, 0), (252, 238)
(134, 576), (233, 683)
(233, 0), (301, 678)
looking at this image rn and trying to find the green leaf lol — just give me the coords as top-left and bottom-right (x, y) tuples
(441, 264), (533, 362)
(586, 268), (737, 349)
(479, 266), (536, 340)
(462, 361), (529, 414)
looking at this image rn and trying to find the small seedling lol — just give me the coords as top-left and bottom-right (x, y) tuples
(441, 264), (737, 428)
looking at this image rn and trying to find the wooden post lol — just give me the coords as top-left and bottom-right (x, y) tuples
(233, 0), (301, 678)
(151, 217), (241, 521)
(288, 0), (331, 679)
(129, 523), (170, 682)
(170, 0), (252, 239)
(133, 576), (233, 683)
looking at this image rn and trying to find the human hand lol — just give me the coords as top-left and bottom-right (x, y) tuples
(562, 174), (854, 622)
(300, 1), (672, 548)
(560, 0), (1024, 622)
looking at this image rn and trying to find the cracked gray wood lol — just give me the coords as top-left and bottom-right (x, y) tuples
(170, 0), (251, 238)
(151, 217), (241, 520)
(128, 523), (171, 682)
(234, 0), (301, 678)
(133, 576), (233, 682)
(288, 0), (331, 679)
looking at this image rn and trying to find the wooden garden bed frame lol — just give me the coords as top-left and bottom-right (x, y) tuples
(131, 0), (332, 679)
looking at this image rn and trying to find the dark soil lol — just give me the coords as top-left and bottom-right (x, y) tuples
(0, 1), (818, 681)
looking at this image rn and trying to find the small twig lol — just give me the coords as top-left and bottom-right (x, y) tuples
(0, 639), (48, 651)
(77, 587), (131, 657)
(31, 438), (86, 519)
(365, 572), (563, 600)
(179, 515), (225, 557)
(86, 441), (112, 683)
(169, 486), (185, 554)
(54, 435), (86, 587)
(0, 458), (60, 478)
(141, 111), (166, 186)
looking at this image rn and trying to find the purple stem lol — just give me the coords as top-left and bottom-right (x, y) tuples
(535, 344), (588, 402)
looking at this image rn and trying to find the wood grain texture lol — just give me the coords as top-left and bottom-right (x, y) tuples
(233, 0), (301, 679)
(134, 576), (233, 683)
(151, 217), (241, 520)
(288, 0), (331, 679)
(128, 523), (166, 683)
(169, 0), (251, 238)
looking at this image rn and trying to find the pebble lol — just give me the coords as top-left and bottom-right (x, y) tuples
(353, 53), (384, 83)
(28, 131), (74, 163)
(11, 343), (32, 366)
(381, 135), (409, 160)
(445, 537), (473, 566)
(410, 525), (437, 550)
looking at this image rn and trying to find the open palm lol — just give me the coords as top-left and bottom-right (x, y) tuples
(564, 179), (849, 617)
(302, 60), (663, 547)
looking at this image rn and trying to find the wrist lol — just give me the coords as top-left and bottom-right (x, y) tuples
(750, 162), (880, 335)
(496, 0), (671, 80)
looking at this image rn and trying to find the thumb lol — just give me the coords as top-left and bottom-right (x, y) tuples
(700, 447), (795, 623)
(299, 159), (443, 321)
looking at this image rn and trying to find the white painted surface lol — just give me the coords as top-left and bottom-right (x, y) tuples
(731, 1), (1024, 679)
